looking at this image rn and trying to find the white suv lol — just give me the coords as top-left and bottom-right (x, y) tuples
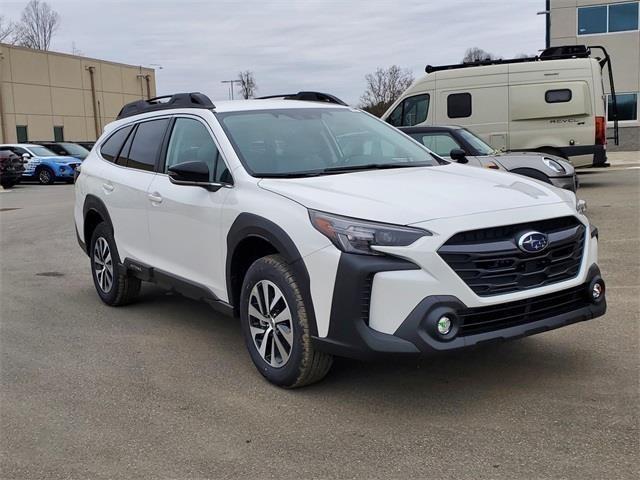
(74, 92), (607, 387)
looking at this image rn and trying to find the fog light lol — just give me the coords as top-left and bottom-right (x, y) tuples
(437, 316), (452, 335)
(592, 283), (603, 300)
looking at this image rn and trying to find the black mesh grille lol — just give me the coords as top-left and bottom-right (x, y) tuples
(361, 274), (374, 325)
(439, 217), (585, 296)
(458, 284), (590, 336)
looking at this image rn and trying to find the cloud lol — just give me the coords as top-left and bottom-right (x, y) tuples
(2, 0), (545, 104)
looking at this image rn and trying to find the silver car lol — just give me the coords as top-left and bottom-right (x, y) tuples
(400, 126), (577, 191)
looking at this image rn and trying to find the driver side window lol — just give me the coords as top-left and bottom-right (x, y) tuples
(165, 118), (231, 183)
(413, 133), (461, 157)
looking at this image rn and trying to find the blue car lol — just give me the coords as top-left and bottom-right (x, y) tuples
(0, 144), (81, 184)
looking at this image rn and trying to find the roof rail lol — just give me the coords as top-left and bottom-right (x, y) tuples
(117, 92), (215, 120)
(257, 91), (348, 106)
(425, 45), (592, 73)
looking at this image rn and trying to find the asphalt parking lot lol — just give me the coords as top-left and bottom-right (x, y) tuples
(1, 168), (639, 479)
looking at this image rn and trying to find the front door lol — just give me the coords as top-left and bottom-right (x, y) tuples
(146, 116), (233, 300)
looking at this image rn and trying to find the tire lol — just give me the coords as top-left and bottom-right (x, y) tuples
(1, 180), (16, 189)
(89, 222), (141, 306)
(240, 254), (333, 388)
(37, 166), (55, 185)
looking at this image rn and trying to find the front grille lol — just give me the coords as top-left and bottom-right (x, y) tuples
(458, 284), (590, 336)
(438, 216), (585, 296)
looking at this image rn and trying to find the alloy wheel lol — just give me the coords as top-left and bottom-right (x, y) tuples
(39, 169), (51, 184)
(93, 237), (114, 293)
(248, 280), (294, 368)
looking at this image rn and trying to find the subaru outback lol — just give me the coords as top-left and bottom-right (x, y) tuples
(74, 92), (606, 387)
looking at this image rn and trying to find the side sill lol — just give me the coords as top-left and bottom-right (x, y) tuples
(122, 258), (234, 317)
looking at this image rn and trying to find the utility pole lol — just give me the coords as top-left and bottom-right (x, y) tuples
(221, 79), (241, 100)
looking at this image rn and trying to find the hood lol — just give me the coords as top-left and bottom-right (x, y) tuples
(259, 163), (575, 225)
(491, 152), (575, 176)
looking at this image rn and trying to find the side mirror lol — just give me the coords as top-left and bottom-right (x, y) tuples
(168, 161), (224, 192)
(22, 153), (31, 160)
(449, 148), (468, 164)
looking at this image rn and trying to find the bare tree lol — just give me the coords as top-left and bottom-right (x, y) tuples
(0, 15), (18, 43)
(462, 47), (499, 63)
(237, 71), (258, 99)
(359, 65), (414, 117)
(15, 0), (60, 50)
(71, 40), (84, 56)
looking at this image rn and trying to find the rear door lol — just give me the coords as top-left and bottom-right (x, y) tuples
(146, 115), (233, 300)
(98, 118), (170, 264)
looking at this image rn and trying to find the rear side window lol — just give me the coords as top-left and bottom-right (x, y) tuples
(545, 89), (572, 103)
(100, 126), (133, 162)
(387, 94), (430, 127)
(447, 93), (472, 118)
(126, 119), (170, 172)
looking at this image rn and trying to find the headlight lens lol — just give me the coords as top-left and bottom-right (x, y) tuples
(309, 209), (431, 255)
(576, 198), (587, 214)
(543, 157), (566, 174)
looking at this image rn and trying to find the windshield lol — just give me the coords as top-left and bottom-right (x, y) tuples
(27, 146), (57, 157)
(457, 129), (495, 156)
(60, 143), (90, 156)
(217, 108), (438, 177)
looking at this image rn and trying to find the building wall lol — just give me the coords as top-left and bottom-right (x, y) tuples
(549, 0), (640, 150)
(0, 43), (156, 143)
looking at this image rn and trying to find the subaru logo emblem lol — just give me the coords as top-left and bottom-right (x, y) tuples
(517, 231), (549, 253)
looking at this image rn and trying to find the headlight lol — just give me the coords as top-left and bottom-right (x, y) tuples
(543, 157), (566, 174)
(309, 209), (431, 255)
(576, 198), (587, 214)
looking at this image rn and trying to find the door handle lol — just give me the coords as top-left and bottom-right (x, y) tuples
(147, 192), (163, 204)
(102, 182), (114, 192)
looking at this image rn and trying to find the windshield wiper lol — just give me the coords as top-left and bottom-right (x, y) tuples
(322, 162), (432, 173)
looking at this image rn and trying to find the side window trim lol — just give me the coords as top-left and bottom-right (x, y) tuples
(160, 114), (234, 186)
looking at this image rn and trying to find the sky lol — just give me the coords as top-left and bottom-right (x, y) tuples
(2, 0), (546, 105)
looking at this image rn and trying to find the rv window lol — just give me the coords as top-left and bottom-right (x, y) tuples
(387, 103), (403, 126)
(386, 94), (429, 127)
(545, 89), (572, 104)
(447, 93), (472, 118)
(608, 93), (638, 122)
(401, 95), (429, 126)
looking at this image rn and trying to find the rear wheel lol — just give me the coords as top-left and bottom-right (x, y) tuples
(37, 167), (55, 185)
(89, 222), (140, 306)
(240, 254), (333, 388)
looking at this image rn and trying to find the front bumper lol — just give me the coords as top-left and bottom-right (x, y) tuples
(311, 258), (606, 360)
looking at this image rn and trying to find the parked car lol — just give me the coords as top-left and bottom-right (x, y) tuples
(32, 141), (90, 160)
(0, 150), (25, 189)
(0, 144), (80, 184)
(383, 45), (617, 167)
(74, 92), (606, 388)
(75, 141), (95, 151)
(400, 125), (577, 191)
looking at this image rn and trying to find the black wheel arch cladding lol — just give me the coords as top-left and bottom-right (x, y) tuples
(226, 212), (319, 336)
(83, 195), (115, 257)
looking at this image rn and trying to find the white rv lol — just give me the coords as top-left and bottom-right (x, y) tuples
(383, 45), (620, 168)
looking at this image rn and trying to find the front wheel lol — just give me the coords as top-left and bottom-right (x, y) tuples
(37, 167), (55, 185)
(240, 254), (333, 388)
